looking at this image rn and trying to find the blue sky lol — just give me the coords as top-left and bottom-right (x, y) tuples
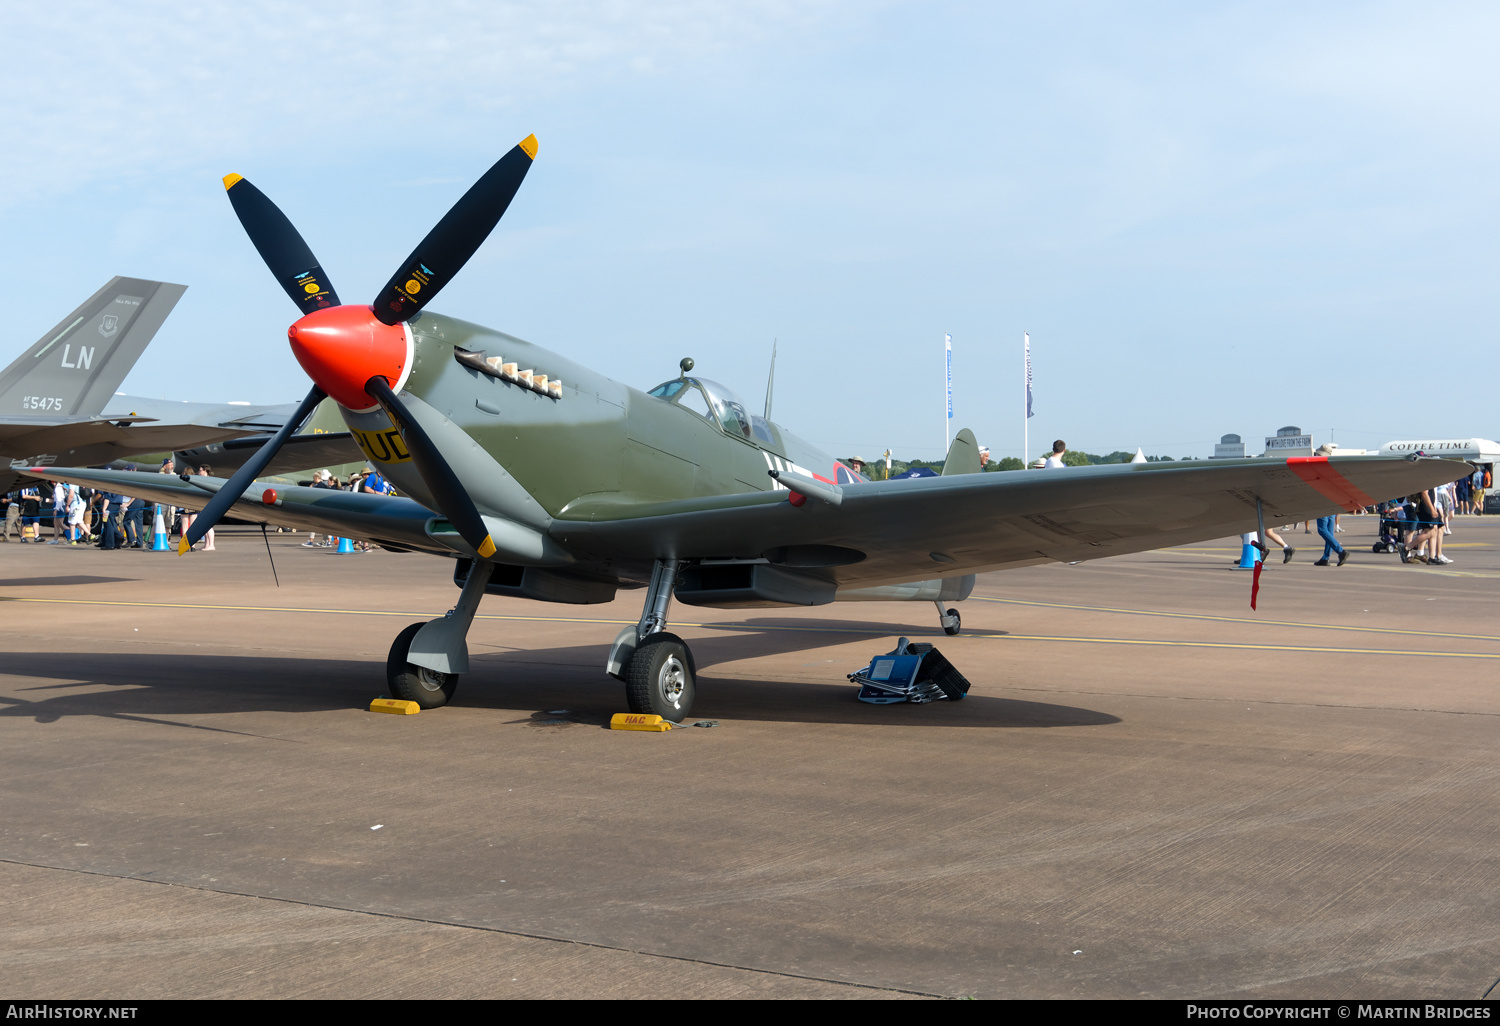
(5, 1), (1497, 461)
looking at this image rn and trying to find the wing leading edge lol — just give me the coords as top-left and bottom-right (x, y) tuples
(550, 454), (1470, 589)
(23, 467), (446, 554)
(28, 454), (1468, 589)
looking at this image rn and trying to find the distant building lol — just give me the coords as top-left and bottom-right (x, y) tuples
(1263, 425), (1312, 458)
(1379, 438), (1500, 463)
(1212, 433), (1244, 459)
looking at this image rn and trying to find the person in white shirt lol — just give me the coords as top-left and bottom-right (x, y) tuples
(66, 486), (85, 544)
(49, 482), (66, 543)
(1043, 439), (1068, 468)
(1437, 480), (1455, 534)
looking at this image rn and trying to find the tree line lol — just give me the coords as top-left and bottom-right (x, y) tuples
(864, 451), (1196, 478)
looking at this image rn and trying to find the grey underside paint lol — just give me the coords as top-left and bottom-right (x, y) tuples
(838, 575), (974, 603)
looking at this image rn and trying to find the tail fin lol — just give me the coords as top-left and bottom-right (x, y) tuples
(303, 395), (347, 435)
(941, 427), (982, 475)
(0, 277), (187, 418)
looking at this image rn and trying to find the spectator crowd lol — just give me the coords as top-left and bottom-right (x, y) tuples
(1371, 467), (1490, 566)
(2, 463), (396, 551)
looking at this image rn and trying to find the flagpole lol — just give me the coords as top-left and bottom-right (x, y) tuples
(1023, 332), (1030, 466)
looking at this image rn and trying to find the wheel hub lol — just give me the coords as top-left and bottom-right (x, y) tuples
(415, 665), (449, 692)
(659, 655), (685, 708)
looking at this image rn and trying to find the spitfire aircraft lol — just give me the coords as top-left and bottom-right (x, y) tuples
(29, 135), (1470, 722)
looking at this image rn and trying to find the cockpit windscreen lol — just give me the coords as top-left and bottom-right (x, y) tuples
(647, 376), (775, 445)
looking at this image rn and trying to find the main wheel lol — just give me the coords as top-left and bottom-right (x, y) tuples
(625, 631), (696, 722)
(386, 621), (460, 709)
(942, 608), (962, 636)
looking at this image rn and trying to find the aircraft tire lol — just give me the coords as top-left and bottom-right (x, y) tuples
(625, 632), (696, 723)
(386, 621), (459, 709)
(942, 608), (962, 636)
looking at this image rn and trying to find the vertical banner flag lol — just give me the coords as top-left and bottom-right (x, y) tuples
(1025, 332), (1033, 419)
(1024, 331), (1033, 467)
(944, 332), (953, 451)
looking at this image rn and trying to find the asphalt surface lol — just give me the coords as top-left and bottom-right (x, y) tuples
(1, 516), (1497, 999)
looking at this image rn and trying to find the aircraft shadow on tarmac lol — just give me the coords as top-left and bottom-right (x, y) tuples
(0, 642), (1119, 731)
(705, 615), (1009, 639)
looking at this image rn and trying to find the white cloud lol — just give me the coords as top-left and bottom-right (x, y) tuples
(0, 0), (854, 205)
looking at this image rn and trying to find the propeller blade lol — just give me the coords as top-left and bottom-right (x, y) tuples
(364, 376), (497, 559)
(223, 174), (342, 315)
(180, 384), (327, 554)
(373, 135), (537, 326)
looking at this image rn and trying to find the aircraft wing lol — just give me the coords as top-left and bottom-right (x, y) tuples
(1, 417), (258, 455)
(22, 467), (447, 554)
(26, 454), (1468, 586)
(550, 455), (1471, 588)
(176, 430), (366, 478)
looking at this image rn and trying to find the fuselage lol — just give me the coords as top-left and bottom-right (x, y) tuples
(3, 397), (298, 472)
(337, 310), (849, 523)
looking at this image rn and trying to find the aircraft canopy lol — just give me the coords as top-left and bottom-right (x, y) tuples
(647, 376), (776, 445)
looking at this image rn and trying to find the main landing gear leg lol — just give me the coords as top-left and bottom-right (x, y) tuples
(607, 558), (695, 722)
(388, 559), (495, 709)
(935, 601), (961, 636)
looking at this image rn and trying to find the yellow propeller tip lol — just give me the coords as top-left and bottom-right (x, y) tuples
(177, 537), (191, 555)
(518, 135), (538, 160)
(478, 536), (498, 559)
(222, 173), (243, 190)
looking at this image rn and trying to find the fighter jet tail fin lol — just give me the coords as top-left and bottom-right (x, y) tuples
(941, 427), (983, 476)
(0, 277), (187, 419)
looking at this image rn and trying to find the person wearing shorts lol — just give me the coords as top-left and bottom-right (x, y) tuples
(67, 486), (85, 544)
(1436, 481), (1454, 534)
(1262, 525), (1296, 563)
